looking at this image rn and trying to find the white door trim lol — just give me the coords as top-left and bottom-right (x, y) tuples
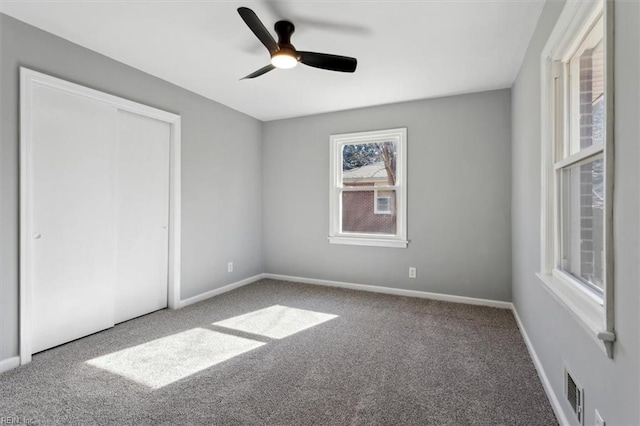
(19, 68), (182, 365)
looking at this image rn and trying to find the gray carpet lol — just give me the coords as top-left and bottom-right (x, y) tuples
(1, 279), (557, 425)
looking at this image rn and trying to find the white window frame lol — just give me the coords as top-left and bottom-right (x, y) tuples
(374, 190), (392, 215)
(538, 0), (615, 357)
(329, 128), (408, 248)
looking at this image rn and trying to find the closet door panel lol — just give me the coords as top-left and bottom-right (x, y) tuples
(114, 110), (170, 324)
(31, 85), (117, 353)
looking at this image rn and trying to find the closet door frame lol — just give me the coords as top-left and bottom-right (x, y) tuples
(19, 68), (182, 365)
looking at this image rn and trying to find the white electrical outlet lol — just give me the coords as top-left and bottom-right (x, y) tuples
(409, 267), (417, 278)
(227, 262), (233, 273)
(595, 410), (605, 426)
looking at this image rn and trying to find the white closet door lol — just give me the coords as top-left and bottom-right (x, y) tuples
(114, 110), (170, 324)
(31, 85), (117, 353)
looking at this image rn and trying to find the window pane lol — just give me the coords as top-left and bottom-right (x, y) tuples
(341, 142), (397, 187)
(560, 158), (604, 292)
(569, 20), (604, 155)
(342, 190), (396, 234)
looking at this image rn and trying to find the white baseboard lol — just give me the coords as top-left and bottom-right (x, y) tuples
(512, 306), (569, 426)
(179, 274), (266, 308)
(0, 356), (20, 373)
(262, 273), (513, 309)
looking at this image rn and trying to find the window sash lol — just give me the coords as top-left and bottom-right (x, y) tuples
(555, 155), (605, 297)
(554, 143), (603, 170)
(340, 185), (396, 192)
(554, 119), (605, 298)
(567, 15), (604, 159)
(338, 188), (398, 236)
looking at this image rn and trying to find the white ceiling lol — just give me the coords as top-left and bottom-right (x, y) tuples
(1, 0), (545, 121)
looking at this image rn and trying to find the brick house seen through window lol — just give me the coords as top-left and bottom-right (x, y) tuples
(342, 161), (395, 234)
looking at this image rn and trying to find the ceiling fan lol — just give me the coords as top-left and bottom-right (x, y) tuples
(237, 7), (358, 80)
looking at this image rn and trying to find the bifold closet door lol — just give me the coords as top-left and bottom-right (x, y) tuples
(31, 84), (117, 354)
(114, 110), (170, 324)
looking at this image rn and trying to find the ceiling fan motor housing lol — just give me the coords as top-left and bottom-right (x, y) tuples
(274, 21), (296, 48)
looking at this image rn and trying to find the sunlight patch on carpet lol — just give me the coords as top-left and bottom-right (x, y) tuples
(86, 328), (264, 389)
(212, 305), (338, 339)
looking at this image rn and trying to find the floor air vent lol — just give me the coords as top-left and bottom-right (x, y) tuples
(565, 366), (583, 424)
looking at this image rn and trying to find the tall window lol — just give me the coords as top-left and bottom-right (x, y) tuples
(329, 128), (407, 248)
(540, 0), (614, 357)
(557, 15), (605, 296)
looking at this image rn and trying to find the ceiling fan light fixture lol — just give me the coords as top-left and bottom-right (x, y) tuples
(238, 7), (357, 79)
(271, 51), (298, 69)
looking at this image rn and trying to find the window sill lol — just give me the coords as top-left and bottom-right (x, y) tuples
(536, 272), (609, 356)
(328, 236), (408, 248)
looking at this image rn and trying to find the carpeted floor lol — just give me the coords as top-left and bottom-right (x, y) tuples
(1, 279), (557, 425)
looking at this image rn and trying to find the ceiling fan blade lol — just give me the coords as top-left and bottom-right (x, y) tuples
(241, 64), (276, 80)
(237, 7), (278, 54)
(298, 51), (357, 73)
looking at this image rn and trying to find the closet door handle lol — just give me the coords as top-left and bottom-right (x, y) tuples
(33, 232), (42, 239)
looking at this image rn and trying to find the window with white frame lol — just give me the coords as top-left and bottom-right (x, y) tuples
(374, 191), (392, 215)
(540, 0), (614, 357)
(329, 128), (407, 248)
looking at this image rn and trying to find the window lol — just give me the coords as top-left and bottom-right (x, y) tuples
(374, 191), (392, 215)
(539, 0), (614, 357)
(329, 128), (407, 248)
(557, 14), (605, 296)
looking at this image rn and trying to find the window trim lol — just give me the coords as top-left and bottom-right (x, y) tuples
(328, 128), (408, 248)
(539, 0), (615, 357)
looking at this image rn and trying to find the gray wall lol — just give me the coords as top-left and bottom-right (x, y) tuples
(0, 15), (264, 361)
(511, 1), (640, 424)
(262, 90), (512, 302)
